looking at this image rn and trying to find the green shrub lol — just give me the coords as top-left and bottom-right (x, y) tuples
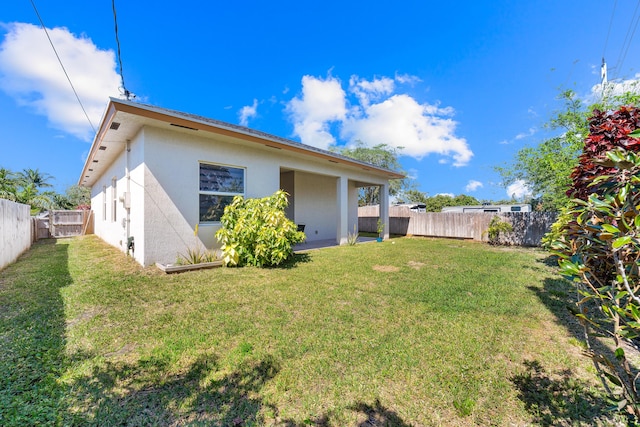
(215, 190), (305, 267)
(485, 216), (513, 245)
(551, 108), (640, 419)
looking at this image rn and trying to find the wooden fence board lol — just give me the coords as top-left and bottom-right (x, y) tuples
(358, 206), (557, 246)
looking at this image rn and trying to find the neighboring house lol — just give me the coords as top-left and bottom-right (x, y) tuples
(79, 98), (403, 266)
(441, 204), (532, 213)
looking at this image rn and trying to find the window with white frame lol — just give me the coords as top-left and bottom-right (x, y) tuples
(111, 178), (117, 222)
(102, 185), (107, 221)
(199, 163), (245, 223)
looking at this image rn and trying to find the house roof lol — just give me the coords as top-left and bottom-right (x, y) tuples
(79, 97), (404, 187)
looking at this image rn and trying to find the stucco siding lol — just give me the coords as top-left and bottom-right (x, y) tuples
(293, 172), (338, 240)
(140, 127), (286, 265)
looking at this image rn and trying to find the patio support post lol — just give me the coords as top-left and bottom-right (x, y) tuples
(380, 183), (390, 239)
(336, 176), (349, 245)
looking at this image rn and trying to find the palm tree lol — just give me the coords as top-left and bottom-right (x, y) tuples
(16, 183), (53, 213)
(16, 168), (53, 191)
(0, 167), (17, 201)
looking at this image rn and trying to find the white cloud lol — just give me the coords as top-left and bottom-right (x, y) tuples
(342, 94), (473, 166)
(238, 98), (258, 126)
(589, 74), (640, 103)
(349, 75), (394, 108)
(0, 22), (120, 140)
(285, 75), (347, 149)
(395, 73), (421, 85)
(285, 73), (473, 166)
(506, 180), (532, 200)
(515, 127), (536, 140)
(465, 180), (483, 192)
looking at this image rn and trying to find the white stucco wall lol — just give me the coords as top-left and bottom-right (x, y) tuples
(91, 131), (146, 265)
(293, 172), (337, 240)
(91, 124), (394, 266)
(0, 199), (31, 271)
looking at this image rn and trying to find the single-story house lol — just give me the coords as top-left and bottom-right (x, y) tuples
(79, 98), (403, 266)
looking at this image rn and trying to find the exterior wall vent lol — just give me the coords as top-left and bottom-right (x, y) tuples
(170, 123), (198, 131)
(110, 122), (121, 130)
(99, 146), (107, 150)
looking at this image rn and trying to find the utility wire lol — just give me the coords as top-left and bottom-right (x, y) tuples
(613, 0), (640, 80)
(29, 0), (96, 133)
(112, 0), (132, 100)
(602, 0), (617, 58)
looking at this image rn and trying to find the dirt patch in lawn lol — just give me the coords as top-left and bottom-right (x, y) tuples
(372, 265), (400, 273)
(407, 261), (425, 270)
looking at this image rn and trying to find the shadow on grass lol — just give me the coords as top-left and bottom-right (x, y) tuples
(272, 252), (312, 270)
(0, 239), (71, 426)
(63, 353), (280, 426)
(277, 399), (412, 427)
(520, 270), (636, 424)
(511, 360), (612, 426)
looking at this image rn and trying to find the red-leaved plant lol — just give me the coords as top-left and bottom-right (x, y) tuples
(551, 106), (640, 419)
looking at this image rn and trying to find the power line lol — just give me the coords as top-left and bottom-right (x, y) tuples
(613, 0), (640, 80)
(112, 0), (133, 101)
(603, 0), (618, 58)
(29, 0), (96, 134)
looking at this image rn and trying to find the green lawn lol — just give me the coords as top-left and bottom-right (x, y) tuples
(0, 236), (624, 426)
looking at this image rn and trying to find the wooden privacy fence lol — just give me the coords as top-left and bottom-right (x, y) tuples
(32, 210), (93, 240)
(358, 206), (557, 246)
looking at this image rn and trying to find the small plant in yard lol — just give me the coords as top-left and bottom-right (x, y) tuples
(376, 218), (384, 236)
(550, 106), (640, 420)
(175, 247), (219, 265)
(347, 224), (359, 245)
(215, 190), (305, 267)
(484, 215), (513, 245)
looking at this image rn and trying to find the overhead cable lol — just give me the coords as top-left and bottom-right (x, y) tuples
(29, 0), (96, 133)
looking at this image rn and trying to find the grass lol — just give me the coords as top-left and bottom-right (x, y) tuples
(0, 236), (627, 426)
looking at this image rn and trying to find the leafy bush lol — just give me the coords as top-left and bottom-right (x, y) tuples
(215, 190), (305, 267)
(551, 106), (640, 419)
(484, 216), (513, 245)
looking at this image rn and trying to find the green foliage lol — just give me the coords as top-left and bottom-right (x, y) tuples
(346, 224), (359, 245)
(497, 88), (640, 212)
(331, 142), (409, 205)
(400, 188), (429, 204)
(485, 216), (513, 245)
(552, 110), (640, 419)
(376, 218), (384, 236)
(176, 247), (219, 265)
(215, 190), (306, 267)
(423, 194), (480, 212)
(540, 205), (573, 250)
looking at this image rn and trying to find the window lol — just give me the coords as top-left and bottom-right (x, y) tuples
(199, 163), (245, 222)
(510, 206), (522, 212)
(111, 178), (117, 222)
(102, 186), (107, 221)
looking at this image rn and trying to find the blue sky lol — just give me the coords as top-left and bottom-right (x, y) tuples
(1, 1), (639, 201)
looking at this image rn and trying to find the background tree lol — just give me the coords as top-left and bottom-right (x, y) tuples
(332, 142), (411, 205)
(0, 167), (89, 213)
(496, 88), (640, 212)
(422, 194), (480, 212)
(0, 168), (16, 201)
(16, 168), (53, 191)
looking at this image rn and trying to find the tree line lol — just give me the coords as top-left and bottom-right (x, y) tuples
(0, 167), (90, 214)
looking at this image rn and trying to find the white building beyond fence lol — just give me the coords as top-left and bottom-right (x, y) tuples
(359, 205), (557, 246)
(0, 199), (32, 271)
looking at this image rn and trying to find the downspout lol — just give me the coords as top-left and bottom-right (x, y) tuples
(125, 140), (133, 256)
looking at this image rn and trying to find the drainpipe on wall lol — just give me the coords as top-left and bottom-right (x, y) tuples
(125, 140), (133, 256)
